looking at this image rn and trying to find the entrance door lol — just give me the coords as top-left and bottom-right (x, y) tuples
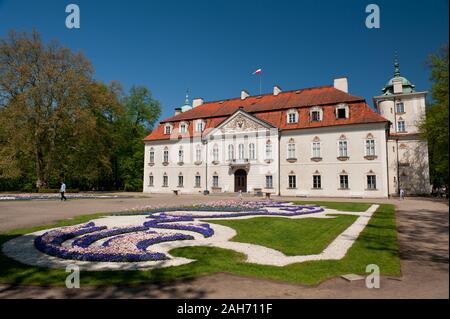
(234, 169), (247, 193)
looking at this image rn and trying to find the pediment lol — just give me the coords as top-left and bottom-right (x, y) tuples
(206, 110), (274, 137)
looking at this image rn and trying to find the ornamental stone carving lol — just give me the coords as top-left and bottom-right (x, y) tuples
(221, 115), (264, 133)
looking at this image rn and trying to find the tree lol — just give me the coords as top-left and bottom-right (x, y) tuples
(420, 44), (449, 187)
(115, 86), (161, 191)
(0, 30), (122, 190)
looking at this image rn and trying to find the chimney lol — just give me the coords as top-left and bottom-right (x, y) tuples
(392, 78), (403, 94)
(174, 107), (182, 116)
(241, 90), (250, 100)
(333, 77), (348, 93)
(192, 98), (204, 108)
(273, 85), (282, 96)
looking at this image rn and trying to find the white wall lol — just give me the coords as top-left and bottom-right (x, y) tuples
(279, 123), (388, 198)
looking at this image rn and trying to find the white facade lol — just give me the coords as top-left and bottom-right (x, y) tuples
(374, 91), (431, 195)
(144, 110), (389, 198)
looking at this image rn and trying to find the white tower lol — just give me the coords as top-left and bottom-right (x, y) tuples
(373, 58), (431, 196)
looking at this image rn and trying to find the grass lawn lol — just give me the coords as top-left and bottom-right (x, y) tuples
(0, 203), (400, 286)
(294, 201), (372, 212)
(203, 215), (357, 255)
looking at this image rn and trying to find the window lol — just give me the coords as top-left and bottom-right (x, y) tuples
(338, 140), (348, 157)
(164, 124), (172, 135)
(313, 175), (321, 189)
(367, 175), (377, 190)
(212, 175), (219, 188)
(178, 148), (184, 163)
(163, 174), (168, 187)
(195, 175), (201, 188)
(149, 148), (155, 164)
(311, 111), (320, 121)
(287, 109), (298, 123)
(312, 142), (321, 158)
(249, 143), (256, 160)
(228, 144), (234, 160)
(266, 175), (273, 188)
(336, 104), (349, 119)
(180, 122), (187, 133)
(238, 143), (245, 160)
(288, 175), (296, 188)
(265, 141), (272, 160)
(148, 174), (154, 187)
(213, 144), (219, 162)
(366, 139), (376, 156)
(178, 175), (184, 187)
(196, 120), (204, 132)
(195, 145), (202, 162)
(339, 175), (349, 189)
(163, 148), (169, 163)
(396, 102), (405, 113)
(288, 142), (296, 159)
(397, 120), (406, 132)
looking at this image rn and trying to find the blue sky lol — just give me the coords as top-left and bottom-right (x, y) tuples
(0, 0), (448, 121)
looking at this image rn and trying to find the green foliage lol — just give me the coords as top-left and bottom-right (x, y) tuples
(0, 30), (161, 192)
(420, 44), (449, 187)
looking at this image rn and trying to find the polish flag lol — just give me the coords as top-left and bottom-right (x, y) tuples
(252, 68), (262, 75)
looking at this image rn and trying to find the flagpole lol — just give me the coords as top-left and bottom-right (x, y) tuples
(259, 73), (262, 95)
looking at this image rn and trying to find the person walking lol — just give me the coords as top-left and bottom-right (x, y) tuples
(399, 188), (405, 200)
(60, 181), (67, 201)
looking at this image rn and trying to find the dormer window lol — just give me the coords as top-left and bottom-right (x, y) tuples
(286, 109), (298, 124)
(336, 104), (349, 119)
(164, 123), (172, 135)
(196, 120), (205, 132)
(179, 122), (188, 133)
(310, 106), (323, 122)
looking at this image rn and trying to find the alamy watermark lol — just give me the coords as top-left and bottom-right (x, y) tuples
(365, 4), (380, 29)
(65, 264), (80, 288)
(365, 264), (380, 288)
(65, 4), (80, 29)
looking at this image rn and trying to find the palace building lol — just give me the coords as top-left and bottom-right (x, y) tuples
(143, 62), (430, 198)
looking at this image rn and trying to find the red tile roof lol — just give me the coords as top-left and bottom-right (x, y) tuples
(144, 86), (388, 142)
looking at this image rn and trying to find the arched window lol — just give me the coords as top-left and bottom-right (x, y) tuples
(338, 135), (348, 157)
(149, 147), (155, 164)
(195, 145), (202, 162)
(265, 140), (272, 160)
(238, 143), (245, 160)
(249, 143), (256, 160)
(365, 134), (376, 156)
(163, 147), (169, 163)
(228, 144), (234, 160)
(287, 138), (296, 159)
(178, 173), (184, 187)
(148, 173), (154, 187)
(162, 172), (168, 187)
(196, 120), (205, 132)
(312, 137), (321, 158)
(213, 144), (219, 162)
(178, 146), (184, 163)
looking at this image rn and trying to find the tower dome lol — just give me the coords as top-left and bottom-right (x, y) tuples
(180, 89), (192, 112)
(382, 58), (416, 95)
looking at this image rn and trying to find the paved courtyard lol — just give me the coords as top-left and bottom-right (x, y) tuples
(0, 193), (448, 298)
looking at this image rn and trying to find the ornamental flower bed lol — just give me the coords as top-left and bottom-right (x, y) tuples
(33, 201), (324, 263)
